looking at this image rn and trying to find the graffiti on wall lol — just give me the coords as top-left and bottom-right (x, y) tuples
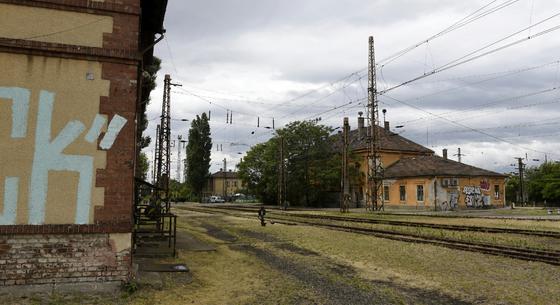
(479, 179), (490, 191)
(463, 185), (490, 207)
(1, 87), (126, 225)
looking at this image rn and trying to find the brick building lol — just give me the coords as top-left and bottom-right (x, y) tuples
(0, 0), (167, 290)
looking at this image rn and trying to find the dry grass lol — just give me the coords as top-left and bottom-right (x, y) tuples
(6, 210), (559, 305)
(177, 210), (560, 304)
(252, 221), (560, 305)
(270, 215), (560, 252)
(287, 209), (560, 232)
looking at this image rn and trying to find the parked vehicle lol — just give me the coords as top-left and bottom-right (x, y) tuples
(209, 195), (225, 203)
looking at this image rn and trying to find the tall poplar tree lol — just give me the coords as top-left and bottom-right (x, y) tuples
(186, 113), (212, 199)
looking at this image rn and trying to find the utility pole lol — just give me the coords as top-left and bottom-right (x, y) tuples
(454, 148), (464, 163)
(153, 124), (160, 185)
(183, 158), (187, 183)
(223, 158), (227, 199)
(155, 75), (181, 209)
(155, 75), (181, 188)
(367, 36), (383, 211)
(341, 117), (350, 213)
(176, 135), (182, 182)
(278, 136), (286, 210)
(514, 157), (526, 206)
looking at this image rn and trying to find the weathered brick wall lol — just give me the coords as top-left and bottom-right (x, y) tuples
(0, 0), (144, 289)
(0, 234), (131, 286)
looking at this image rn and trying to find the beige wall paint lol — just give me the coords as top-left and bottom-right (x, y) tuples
(0, 3), (113, 48)
(211, 177), (244, 196)
(109, 233), (132, 253)
(382, 176), (506, 209)
(0, 52), (111, 224)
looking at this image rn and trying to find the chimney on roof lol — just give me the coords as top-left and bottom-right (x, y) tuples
(358, 112), (366, 139)
(384, 121), (390, 131)
(443, 149), (448, 160)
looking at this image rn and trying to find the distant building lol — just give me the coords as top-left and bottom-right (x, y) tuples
(0, 0), (167, 290)
(205, 170), (245, 197)
(338, 116), (507, 209)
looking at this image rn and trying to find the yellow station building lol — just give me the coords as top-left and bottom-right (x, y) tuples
(343, 116), (507, 210)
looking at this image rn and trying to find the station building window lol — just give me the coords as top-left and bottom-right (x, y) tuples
(383, 186), (390, 201)
(399, 185), (406, 202)
(416, 185), (424, 202)
(494, 185), (500, 199)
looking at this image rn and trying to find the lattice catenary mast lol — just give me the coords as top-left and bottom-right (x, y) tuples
(156, 75), (172, 193)
(367, 36), (383, 211)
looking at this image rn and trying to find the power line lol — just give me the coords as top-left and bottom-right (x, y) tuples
(380, 15), (560, 95)
(301, 98), (367, 121)
(397, 60), (560, 105)
(394, 87), (559, 126)
(407, 117), (560, 137)
(379, 0), (520, 67)
(437, 12), (560, 72)
(382, 94), (558, 157)
(280, 73), (367, 119)
(266, 69), (367, 114)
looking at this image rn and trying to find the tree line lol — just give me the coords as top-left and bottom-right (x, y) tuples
(237, 120), (342, 206)
(506, 161), (560, 206)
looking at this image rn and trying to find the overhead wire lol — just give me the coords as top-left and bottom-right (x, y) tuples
(379, 0), (520, 67)
(382, 94), (558, 157)
(380, 13), (560, 95)
(393, 86), (559, 126)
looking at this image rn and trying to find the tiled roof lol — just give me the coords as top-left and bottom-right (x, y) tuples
(335, 126), (434, 154)
(211, 171), (239, 179)
(384, 155), (507, 178)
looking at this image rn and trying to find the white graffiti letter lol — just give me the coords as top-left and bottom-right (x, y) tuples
(29, 91), (93, 225)
(0, 177), (19, 225)
(0, 87), (30, 138)
(99, 114), (127, 150)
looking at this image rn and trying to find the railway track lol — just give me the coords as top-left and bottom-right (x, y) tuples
(181, 205), (560, 266)
(201, 205), (560, 238)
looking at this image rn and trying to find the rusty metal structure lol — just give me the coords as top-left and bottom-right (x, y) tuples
(133, 74), (180, 258)
(152, 124), (160, 184)
(156, 74), (172, 194)
(341, 117), (350, 213)
(278, 136), (287, 210)
(367, 36), (384, 211)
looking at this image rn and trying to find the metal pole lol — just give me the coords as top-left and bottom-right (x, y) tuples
(280, 136), (287, 210)
(367, 36), (382, 211)
(517, 157), (525, 206)
(341, 117), (350, 213)
(176, 135), (182, 182)
(223, 158), (227, 199)
(153, 124), (160, 184)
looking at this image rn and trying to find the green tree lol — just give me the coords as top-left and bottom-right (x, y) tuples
(237, 140), (279, 203)
(137, 152), (150, 181)
(237, 121), (341, 206)
(527, 162), (560, 204)
(168, 179), (191, 202)
(505, 174), (519, 204)
(136, 57), (161, 180)
(186, 113), (212, 199)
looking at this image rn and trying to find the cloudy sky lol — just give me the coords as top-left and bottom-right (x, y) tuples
(145, 0), (560, 180)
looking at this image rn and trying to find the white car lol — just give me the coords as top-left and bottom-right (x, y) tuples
(209, 196), (225, 203)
